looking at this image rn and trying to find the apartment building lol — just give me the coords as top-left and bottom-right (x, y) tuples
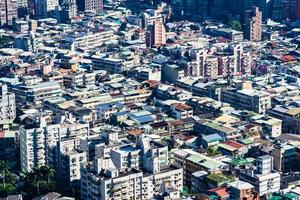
(244, 7), (262, 42)
(61, 31), (115, 51)
(267, 105), (300, 134)
(240, 155), (280, 196)
(77, 0), (103, 12)
(0, 84), (16, 124)
(146, 19), (166, 47)
(0, 0), (18, 26)
(35, 0), (59, 19)
(91, 51), (139, 73)
(11, 80), (62, 106)
(221, 82), (271, 114)
(270, 143), (297, 172)
(80, 163), (183, 200)
(20, 113), (89, 172)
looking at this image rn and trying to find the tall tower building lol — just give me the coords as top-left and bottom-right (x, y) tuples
(61, 0), (77, 22)
(77, 0), (103, 12)
(244, 7), (262, 42)
(35, 0), (59, 19)
(146, 19), (166, 47)
(296, 0), (300, 19)
(0, 0), (18, 26)
(0, 84), (16, 124)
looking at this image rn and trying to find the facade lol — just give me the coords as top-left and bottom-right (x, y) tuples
(0, 84), (16, 125)
(267, 106), (300, 134)
(221, 83), (271, 114)
(20, 114), (89, 172)
(240, 155), (281, 196)
(77, 0), (103, 12)
(146, 19), (166, 47)
(35, 0), (59, 19)
(11, 80), (62, 105)
(270, 143), (297, 172)
(81, 164), (183, 200)
(0, 0), (18, 26)
(244, 7), (262, 42)
(61, 0), (77, 22)
(61, 31), (115, 51)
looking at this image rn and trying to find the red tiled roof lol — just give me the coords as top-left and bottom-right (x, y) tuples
(174, 103), (192, 111)
(280, 55), (296, 62)
(208, 187), (229, 198)
(225, 140), (244, 149)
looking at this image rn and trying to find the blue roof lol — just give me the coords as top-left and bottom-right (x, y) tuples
(113, 111), (129, 117)
(120, 145), (138, 152)
(134, 115), (155, 124)
(202, 134), (223, 143)
(97, 102), (124, 110)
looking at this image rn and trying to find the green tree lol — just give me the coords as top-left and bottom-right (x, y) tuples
(228, 20), (242, 31)
(0, 161), (16, 197)
(207, 147), (220, 156)
(0, 183), (16, 197)
(0, 161), (10, 188)
(20, 165), (56, 198)
(39, 165), (55, 184)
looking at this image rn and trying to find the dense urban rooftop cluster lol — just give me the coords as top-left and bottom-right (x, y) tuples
(1, 0), (300, 200)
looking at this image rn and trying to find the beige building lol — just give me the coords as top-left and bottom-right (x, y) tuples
(146, 19), (166, 47)
(245, 7), (262, 42)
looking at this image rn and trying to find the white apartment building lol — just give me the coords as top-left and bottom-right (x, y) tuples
(61, 31), (115, 51)
(20, 113), (89, 172)
(240, 155), (280, 196)
(0, 84), (16, 124)
(60, 149), (87, 187)
(11, 80), (62, 105)
(221, 82), (271, 114)
(80, 163), (183, 200)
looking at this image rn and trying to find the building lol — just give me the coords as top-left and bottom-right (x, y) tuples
(171, 0), (209, 19)
(221, 82), (271, 114)
(60, 31), (115, 51)
(297, 0), (300, 20)
(0, 84), (16, 125)
(267, 106), (300, 134)
(58, 149), (87, 189)
(161, 64), (184, 83)
(228, 180), (259, 200)
(61, 0), (77, 22)
(244, 7), (262, 42)
(80, 162), (183, 200)
(270, 143), (297, 172)
(35, 0), (59, 19)
(250, 114), (282, 138)
(77, 0), (103, 12)
(240, 155), (281, 197)
(10, 80), (62, 106)
(20, 113), (89, 172)
(0, 0), (18, 26)
(146, 19), (166, 48)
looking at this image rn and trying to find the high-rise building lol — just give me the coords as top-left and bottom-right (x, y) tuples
(244, 7), (262, 42)
(296, 0), (300, 19)
(0, 84), (16, 125)
(0, 0), (18, 26)
(35, 0), (59, 19)
(146, 19), (166, 47)
(20, 113), (89, 172)
(171, 0), (209, 19)
(245, 0), (268, 20)
(77, 0), (103, 12)
(61, 0), (77, 22)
